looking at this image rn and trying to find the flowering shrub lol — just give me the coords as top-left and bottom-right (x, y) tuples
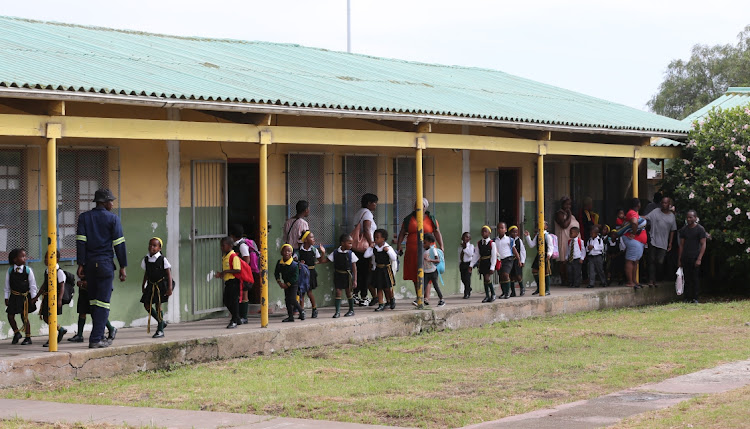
(663, 104), (750, 275)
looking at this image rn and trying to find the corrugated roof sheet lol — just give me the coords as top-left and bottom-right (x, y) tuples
(0, 16), (689, 134)
(652, 87), (750, 146)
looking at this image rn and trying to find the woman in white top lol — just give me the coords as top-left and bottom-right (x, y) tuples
(352, 193), (378, 305)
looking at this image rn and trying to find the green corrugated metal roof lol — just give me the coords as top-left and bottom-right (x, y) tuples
(652, 87), (750, 146)
(0, 16), (689, 135)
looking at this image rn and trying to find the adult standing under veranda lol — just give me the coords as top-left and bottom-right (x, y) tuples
(283, 200), (310, 249)
(644, 196), (677, 287)
(622, 198), (647, 290)
(678, 210), (707, 304)
(352, 193), (378, 305)
(76, 189), (127, 349)
(397, 198), (443, 300)
(555, 196), (579, 286)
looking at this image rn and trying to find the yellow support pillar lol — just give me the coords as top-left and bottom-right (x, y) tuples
(633, 157), (640, 284)
(46, 123), (61, 351)
(415, 138), (425, 309)
(537, 153), (546, 296)
(259, 132), (270, 328)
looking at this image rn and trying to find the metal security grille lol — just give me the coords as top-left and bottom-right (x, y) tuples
(392, 156), (435, 236)
(287, 154), (334, 245)
(191, 160), (227, 315)
(0, 148), (40, 262)
(57, 148), (119, 260)
(342, 155), (378, 231)
(485, 168), (499, 229)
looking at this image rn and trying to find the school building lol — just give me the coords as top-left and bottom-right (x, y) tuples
(0, 16), (688, 334)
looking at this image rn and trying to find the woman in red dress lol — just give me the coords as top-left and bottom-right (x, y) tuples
(396, 199), (444, 297)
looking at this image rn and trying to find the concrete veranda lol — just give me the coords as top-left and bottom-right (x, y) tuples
(0, 284), (675, 388)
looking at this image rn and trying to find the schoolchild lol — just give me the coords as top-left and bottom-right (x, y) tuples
(328, 234), (358, 318)
(606, 230), (625, 285)
(524, 222), (553, 295)
(4, 248), (37, 345)
(275, 244), (305, 322)
(678, 210), (707, 304)
(422, 233), (445, 307)
(494, 222), (520, 299)
(140, 237), (173, 338)
(295, 230), (327, 318)
(459, 232), (474, 299)
(566, 227), (585, 288)
(363, 228), (397, 311)
(586, 225), (607, 288)
(507, 226), (526, 297)
(37, 251), (68, 347)
(470, 225), (497, 303)
(215, 236), (242, 328)
(67, 277), (117, 343)
(229, 225), (254, 324)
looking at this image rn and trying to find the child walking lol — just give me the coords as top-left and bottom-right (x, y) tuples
(525, 222), (553, 295)
(363, 228), (397, 311)
(215, 237), (242, 329)
(422, 233), (445, 307)
(5, 248), (37, 345)
(471, 226), (497, 303)
(328, 234), (358, 318)
(275, 244), (305, 322)
(38, 251), (68, 347)
(586, 225), (607, 288)
(495, 222), (520, 299)
(67, 277), (117, 343)
(296, 230), (327, 318)
(508, 226), (526, 297)
(459, 232), (474, 299)
(229, 225), (253, 324)
(140, 237), (173, 338)
(566, 227), (585, 288)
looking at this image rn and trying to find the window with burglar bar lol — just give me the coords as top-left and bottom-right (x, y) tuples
(0, 149), (31, 262)
(287, 154), (333, 245)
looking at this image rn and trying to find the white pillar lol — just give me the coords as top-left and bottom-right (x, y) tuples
(166, 109), (181, 323)
(461, 125), (471, 232)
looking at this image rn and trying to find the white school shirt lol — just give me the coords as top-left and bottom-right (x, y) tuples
(459, 243), (475, 263)
(327, 247), (359, 263)
(525, 234), (555, 259)
(587, 236), (604, 256)
(296, 244), (321, 261)
(363, 244), (397, 270)
(470, 237), (497, 269)
(5, 265), (37, 299)
(140, 251), (172, 270)
(513, 237), (526, 262)
(234, 239), (250, 257)
(44, 264), (67, 288)
(568, 237), (586, 261)
(423, 246), (440, 273)
(495, 235), (514, 259)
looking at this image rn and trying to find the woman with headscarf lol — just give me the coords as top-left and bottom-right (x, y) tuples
(396, 198), (443, 302)
(555, 196), (580, 286)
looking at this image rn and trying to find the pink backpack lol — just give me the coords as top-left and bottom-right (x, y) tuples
(243, 238), (260, 273)
(549, 234), (560, 259)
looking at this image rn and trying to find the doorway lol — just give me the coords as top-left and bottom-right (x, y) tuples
(227, 160), (260, 240)
(498, 168), (520, 227)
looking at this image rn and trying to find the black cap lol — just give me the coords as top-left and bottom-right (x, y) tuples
(93, 188), (116, 203)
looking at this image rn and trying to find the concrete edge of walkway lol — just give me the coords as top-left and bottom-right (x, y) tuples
(1, 286), (675, 388)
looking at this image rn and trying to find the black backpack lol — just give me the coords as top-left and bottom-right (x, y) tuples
(61, 271), (75, 305)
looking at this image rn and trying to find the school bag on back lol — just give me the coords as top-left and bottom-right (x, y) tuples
(229, 253), (254, 285)
(549, 234), (559, 259)
(431, 246), (446, 285)
(243, 238), (260, 273)
(61, 270), (76, 305)
(297, 263), (311, 294)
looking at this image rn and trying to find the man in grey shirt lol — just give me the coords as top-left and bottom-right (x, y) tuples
(644, 197), (677, 287)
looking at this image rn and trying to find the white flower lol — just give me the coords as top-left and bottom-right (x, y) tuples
(689, 192), (695, 199)
(707, 197), (712, 202)
(708, 163), (715, 169)
(747, 247), (750, 253)
(734, 207), (741, 215)
(728, 202), (733, 208)
(746, 212), (750, 220)
(737, 238), (746, 244)
(726, 215), (733, 222)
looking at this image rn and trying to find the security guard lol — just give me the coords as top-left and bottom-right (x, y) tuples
(76, 188), (128, 349)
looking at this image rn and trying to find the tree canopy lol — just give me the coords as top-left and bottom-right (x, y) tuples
(648, 26), (750, 120)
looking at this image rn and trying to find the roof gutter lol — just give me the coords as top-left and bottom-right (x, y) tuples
(0, 88), (689, 140)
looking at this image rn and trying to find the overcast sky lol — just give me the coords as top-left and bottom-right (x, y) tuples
(3, 0), (749, 111)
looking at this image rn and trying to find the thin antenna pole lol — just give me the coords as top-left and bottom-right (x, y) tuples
(347, 0), (351, 53)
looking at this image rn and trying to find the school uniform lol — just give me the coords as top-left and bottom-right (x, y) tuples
(141, 252), (171, 334)
(566, 236), (585, 288)
(470, 238), (497, 302)
(509, 237), (526, 296)
(526, 233), (553, 295)
(495, 235), (515, 276)
(423, 245), (443, 301)
(586, 236), (607, 287)
(5, 265), (37, 318)
(363, 244), (397, 290)
(274, 257), (304, 320)
(327, 247), (358, 317)
(296, 244), (321, 291)
(459, 243), (475, 298)
(606, 236), (625, 283)
(222, 250), (242, 326)
(40, 265), (66, 318)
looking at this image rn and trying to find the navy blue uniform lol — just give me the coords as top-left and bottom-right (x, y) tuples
(76, 206), (127, 345)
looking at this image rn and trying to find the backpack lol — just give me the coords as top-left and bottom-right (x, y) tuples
(297, 263), (311, 294)
(229, 253), (254, 285)
(548, 234), (559, 259)
(61, 271), (75, 305)
(243, 238), (260, 273)
(431, 246), (445, 285)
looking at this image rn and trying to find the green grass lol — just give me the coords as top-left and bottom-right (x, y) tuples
(0, 418), (160, 429)
(614, 384), (750, 428)
(6, 301), (750, 429)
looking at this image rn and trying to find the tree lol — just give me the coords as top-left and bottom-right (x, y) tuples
(661, 104), (750, 281)
(648, 25), (750, 120)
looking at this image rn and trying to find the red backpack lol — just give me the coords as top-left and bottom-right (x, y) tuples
(229, 253), (255, 285)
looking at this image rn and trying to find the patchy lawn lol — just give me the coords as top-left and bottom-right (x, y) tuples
(6, 301), (750, 429)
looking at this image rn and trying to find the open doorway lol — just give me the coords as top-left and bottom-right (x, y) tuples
(227, 159), (260, 304)
(498, 168), (520, 227)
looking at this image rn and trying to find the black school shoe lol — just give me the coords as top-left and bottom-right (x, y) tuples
(152, 330), (165, 338)
(57, 327), (68, 343)
(68, 334), (84, 343)
(89, 340), (109, 349)
(107, 327), (118, 342)
(299, 311), (306, 320)
(389, 298), (396, 310)
(240, 318), (248, 325)
(11, 331), (22, 344)
(20, 337), (31, 345)
(374, 304), (385, 312)
(344, 310), (355, 317)
(281, 317), (294, 322)
(226, 321), (238, 329)
(332, 312), (340, 318)
(312, 308), (318, 318)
